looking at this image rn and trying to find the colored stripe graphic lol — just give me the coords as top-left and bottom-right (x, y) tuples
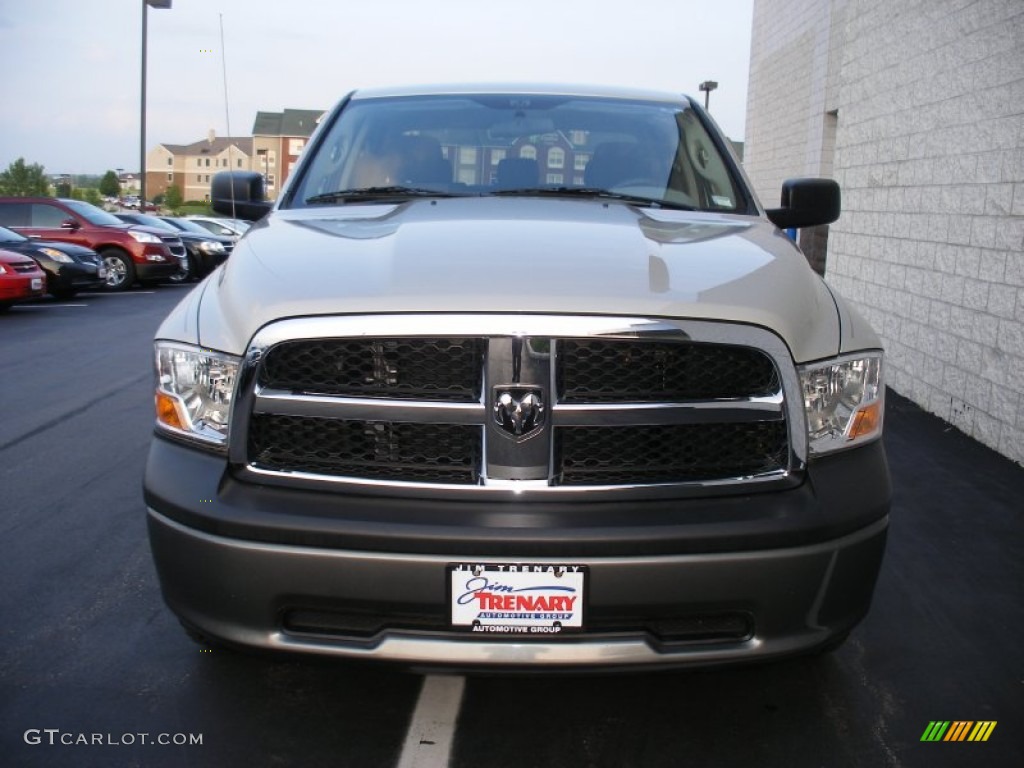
(921, 721), (996, 742)
(944, 721), (973, 741)
(968, 722), (997, 742)
(921, 722), (950, 741)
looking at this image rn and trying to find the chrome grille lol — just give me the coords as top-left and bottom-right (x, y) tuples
(249, 414), (481, 484)
(261, 338), (485, 401)
(557, 339), (779, 401)
(554, 422), (789, 485)
(233, 315), (802, 497)
(10, 260), (38, 273)
(160, 235), (185, 257)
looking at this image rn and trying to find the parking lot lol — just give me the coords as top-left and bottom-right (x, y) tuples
(1, 284), (1021, 768)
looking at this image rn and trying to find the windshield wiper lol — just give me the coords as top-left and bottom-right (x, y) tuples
(305, 186), (454, 205)
(489, 186), (696, 211)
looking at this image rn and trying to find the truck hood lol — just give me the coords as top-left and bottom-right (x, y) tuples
(176, 197), (842, 363)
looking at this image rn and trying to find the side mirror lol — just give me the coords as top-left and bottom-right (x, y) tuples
(211, 171), (272, 222)
(765, 178), (840, 230)
(60, 218), (80, 230)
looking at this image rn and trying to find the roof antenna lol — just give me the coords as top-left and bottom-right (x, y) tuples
(219, 13), (236, 220)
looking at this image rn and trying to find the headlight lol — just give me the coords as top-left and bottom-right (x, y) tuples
(38, 247), (73, 263)
(800, 353), (883, 456)
(198, 240), (226, 254)
(128, 230), (161, 244)
(154, 342), (240, 449)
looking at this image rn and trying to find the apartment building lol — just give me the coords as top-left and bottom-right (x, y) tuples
(146, 134), (252, 202)
(251, 109), (325, 199)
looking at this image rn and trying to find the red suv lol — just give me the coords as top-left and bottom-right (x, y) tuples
(0, 197), (183, 291)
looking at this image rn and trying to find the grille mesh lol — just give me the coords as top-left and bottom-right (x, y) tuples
(557, 339), (779, 402)
(554, 422), (788, 485)
(249, 414), (481, 484)
(261, 338), (485, 401)
(247, 332), (791, 488)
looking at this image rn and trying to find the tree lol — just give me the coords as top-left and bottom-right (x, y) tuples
(0, 157), (50, 196)
(83, 188), (102, 206)
(164, 184), (183, 211)
(99, 170), (121, 198)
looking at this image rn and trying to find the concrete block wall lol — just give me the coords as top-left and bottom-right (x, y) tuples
(745, 0), (1024, 464)
(744, 0), (845, 204)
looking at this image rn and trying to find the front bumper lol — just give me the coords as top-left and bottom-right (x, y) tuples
(135, 260), (180, 281)
(0, 274), (45, 301)
(47, 263), (106, 292)
(145, 437), (890, 669)
(192, 248), (228, 274)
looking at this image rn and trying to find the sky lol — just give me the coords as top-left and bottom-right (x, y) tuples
(0, 0), (754, 176)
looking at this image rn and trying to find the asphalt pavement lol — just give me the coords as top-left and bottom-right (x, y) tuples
(0, 285), (1021, 768)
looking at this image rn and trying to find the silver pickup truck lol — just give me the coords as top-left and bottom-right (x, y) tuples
(144, 84), (890, 670)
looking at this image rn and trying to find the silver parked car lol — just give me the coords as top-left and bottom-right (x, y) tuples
(182, 215), (250, 238)
(144, 84), (890, 670)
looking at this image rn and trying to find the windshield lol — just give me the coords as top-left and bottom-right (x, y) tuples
(118, 213), (174, 230)
(190, 218), (244, 236)
(165, 218), (215, 235)
(290, 93), (746, 212)
(62, 199), (126, 226)
(0, 226), (28, 243)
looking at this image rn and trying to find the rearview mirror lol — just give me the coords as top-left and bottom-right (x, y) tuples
(488, 117), (556, 140)
(765, 178), (840, 230)
(211, 172), (272, 222)
(60, 218), (80, 230)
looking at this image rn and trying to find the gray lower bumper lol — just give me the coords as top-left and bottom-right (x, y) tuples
(148, 508), (887, 669)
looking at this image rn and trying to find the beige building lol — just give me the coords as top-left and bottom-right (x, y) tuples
(146, 135), (253, 202)
(744, 0), (1024, 464)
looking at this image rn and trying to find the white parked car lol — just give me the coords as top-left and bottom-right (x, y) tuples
(183, 215), (250, 238)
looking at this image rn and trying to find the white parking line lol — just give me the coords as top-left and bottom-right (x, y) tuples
(78, 291), (157, 296)
(396, 675), (465, 768)
(18, 304), (88, 308)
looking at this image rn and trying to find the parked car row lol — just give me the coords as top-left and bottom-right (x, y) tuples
(113, 213), (234, 282)
(0, 225), (106, 298)
(0, 197), (245, 309)
(119, 195), (158, 211)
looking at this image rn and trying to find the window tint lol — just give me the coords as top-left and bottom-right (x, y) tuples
(0, 202), (30, 227)
(31, 203), (69, 228)
(291, 94), (747, 213)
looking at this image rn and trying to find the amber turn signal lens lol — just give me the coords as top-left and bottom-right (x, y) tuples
(848, 401), (882, 441)
(155, 391), (187, 431)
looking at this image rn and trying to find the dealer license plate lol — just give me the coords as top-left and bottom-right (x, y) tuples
(97, 267), (107, 279)
(449, 563), (586, 636)
(31, 277), (43, 290)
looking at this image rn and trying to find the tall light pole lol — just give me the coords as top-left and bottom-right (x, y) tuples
(699, 80), (718, 110)
(141, 0), (172, 208)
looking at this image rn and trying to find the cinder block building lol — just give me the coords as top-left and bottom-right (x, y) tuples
(744, 0), (1024, 464)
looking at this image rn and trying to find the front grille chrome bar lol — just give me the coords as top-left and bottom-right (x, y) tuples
(228, 314), (807, 501)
